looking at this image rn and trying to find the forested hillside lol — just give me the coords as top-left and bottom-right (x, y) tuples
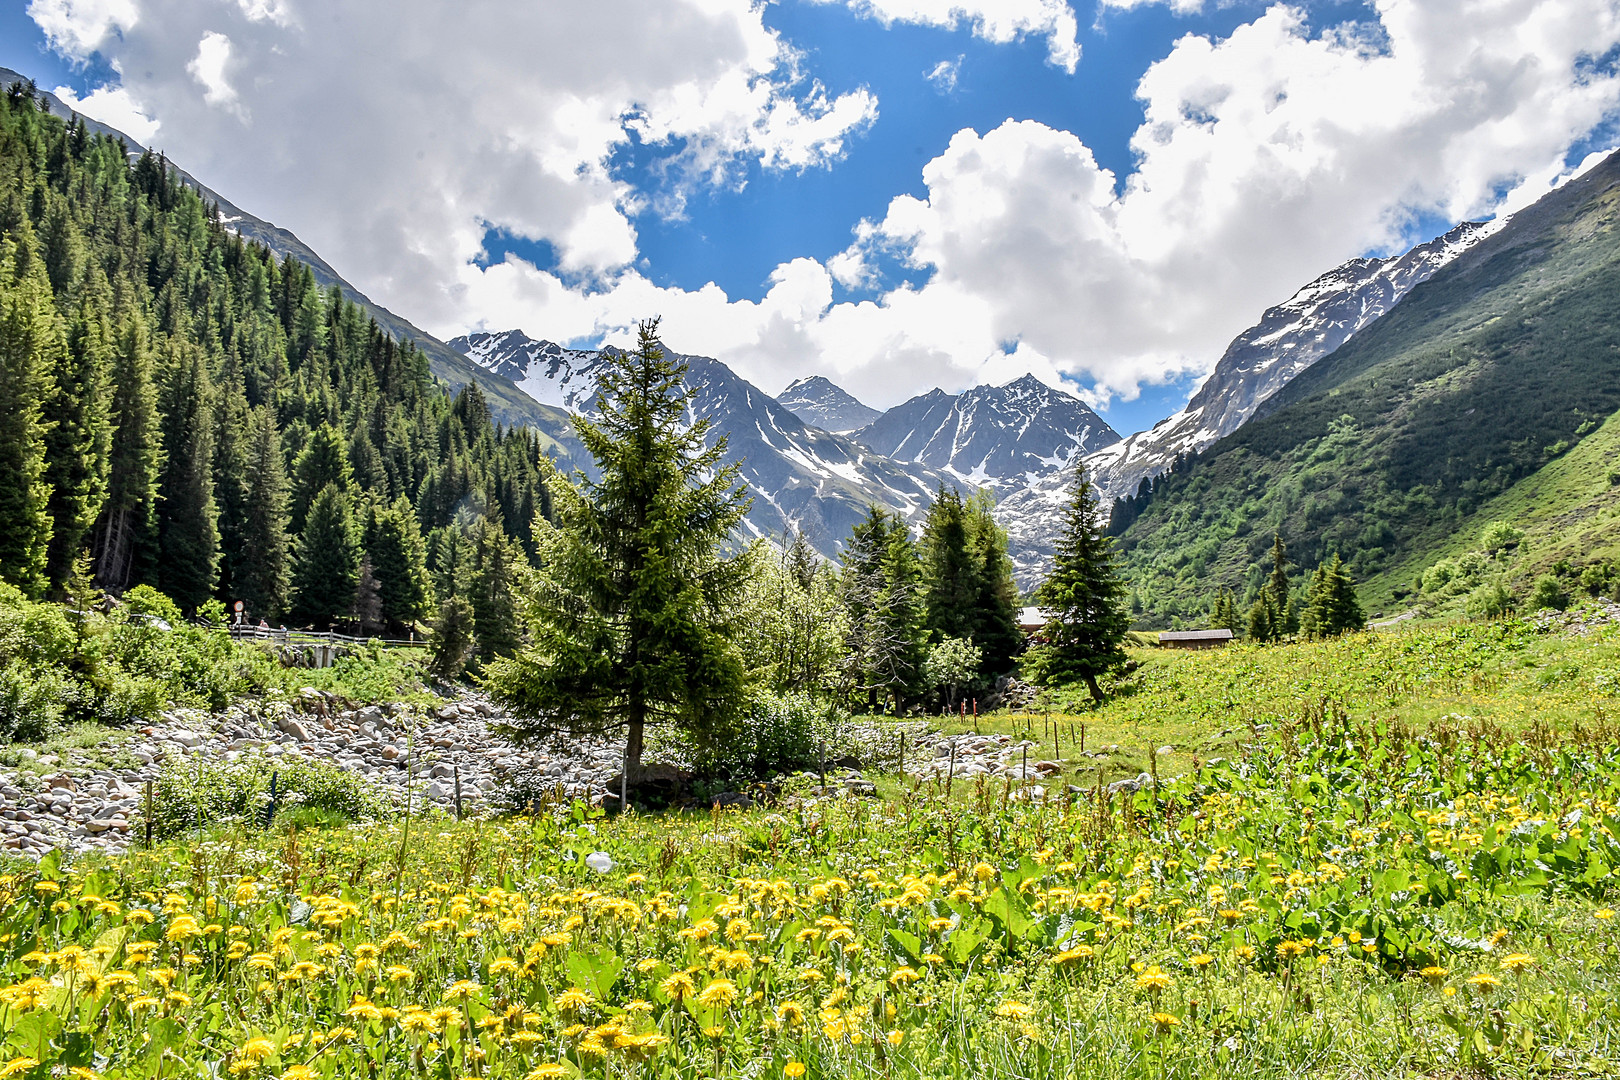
(0, 84), (548, 634)
(1112, 148), (1620, 626)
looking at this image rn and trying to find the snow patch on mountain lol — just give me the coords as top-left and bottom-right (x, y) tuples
(777, 375), (882, 433)
(1086, 219), (1504, 506)
(448, 330), (954, 558)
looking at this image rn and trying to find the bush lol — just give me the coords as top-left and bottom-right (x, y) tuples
(1465, 580), (1515, 619)
(1479, 520), (1524, 555)
(1421, 559), (1459, 595)
(150, 753), (388, 838)
(690, 693), (846, 781)
(1530, 575), (1569, 612)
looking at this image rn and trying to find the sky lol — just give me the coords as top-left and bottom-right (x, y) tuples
(6, 0), (1620, 437)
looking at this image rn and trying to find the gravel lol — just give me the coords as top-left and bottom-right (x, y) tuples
(0, 690), (634, 862)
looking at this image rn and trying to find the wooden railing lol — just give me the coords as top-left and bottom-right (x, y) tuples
(226, 625), (427, 649)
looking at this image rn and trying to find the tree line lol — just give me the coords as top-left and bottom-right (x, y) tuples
(0, 84), (542, 658)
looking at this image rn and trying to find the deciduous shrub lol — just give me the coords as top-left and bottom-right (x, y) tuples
(150, 753), (388, 838)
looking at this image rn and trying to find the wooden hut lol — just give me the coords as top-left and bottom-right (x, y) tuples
(1157, 629), (1234, 649)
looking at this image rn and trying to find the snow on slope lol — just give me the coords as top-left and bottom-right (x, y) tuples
(1085, 220), (1503, 506)
(448, 330), (955, 556)
(777, 376), (882, 433)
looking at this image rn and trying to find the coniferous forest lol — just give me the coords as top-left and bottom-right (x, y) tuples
(0, 85), (548, 634)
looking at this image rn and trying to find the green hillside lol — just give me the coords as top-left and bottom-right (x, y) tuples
(1114, 150), (1620, 627)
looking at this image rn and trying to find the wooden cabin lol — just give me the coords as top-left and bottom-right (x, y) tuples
(1157, 629), (1235, 649)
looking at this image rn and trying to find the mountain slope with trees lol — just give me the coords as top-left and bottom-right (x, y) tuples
(0, 82), (546, 641)
(1111, 148), (1620, 626)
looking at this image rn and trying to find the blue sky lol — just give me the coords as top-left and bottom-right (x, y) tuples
(8, 0), (1620, 435)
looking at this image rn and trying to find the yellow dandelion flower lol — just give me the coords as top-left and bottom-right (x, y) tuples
(992, 1000), (1034, 1020)
(0, 1059), (40, 1079)
(697, 979), (737, 1008)
(1499, 953), (1535, 972)
(1151, 1012), (1180, 1031)
(784, 1064), (807, 1079)
(556, 987), (593, 1011)
(1190, 954), (1214, 969)
(1466, 972), (1501, 992)
(1134, 966), (1172, 991)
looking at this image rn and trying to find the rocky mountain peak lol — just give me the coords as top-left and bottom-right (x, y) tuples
(777, 375), (882, 433)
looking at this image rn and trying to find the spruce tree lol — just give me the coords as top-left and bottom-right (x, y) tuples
(921, 486), (976, 642)
(868, 520), (927, 712)
(237, 406), (289, 619)
(428, 595), (476, 680)
(1245, 597), (1274, 643)
(352, 554), (383, 633)
(42, 292), (111, 592)
(470, 513), (521, 663)
(0, 243), (57, 595)
(288, 483), (358, 627)
(289, 423), (352, 532)
(1300, 554), (1366, 639)
(964, 490), (1023, 676)
(212, 360), (252, 607)
(484, 319), (753, 783)
(365, 496), (432, 632)
(155, 343), (219, 613)
(1209, 589), (1241, 634)
(1024, 462), (1129, 701)
(93, 309), (159, 592)
(1263, 534), (1298, 636)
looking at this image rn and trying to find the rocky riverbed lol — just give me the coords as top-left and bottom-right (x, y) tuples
(0, 694), (1112, 863)
(0, 689), (631, 861)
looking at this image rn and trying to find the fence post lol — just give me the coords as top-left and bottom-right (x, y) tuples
(144, 780), (153, 850)
(454, 765), (463, 822)
(264, 772), (278, 829)
(897, 732), (906, 777)
(946, 743), (956, 797)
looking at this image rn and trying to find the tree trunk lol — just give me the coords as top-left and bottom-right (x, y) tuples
(1083, 672), (1103, 703)
(624, 696), (646, 785)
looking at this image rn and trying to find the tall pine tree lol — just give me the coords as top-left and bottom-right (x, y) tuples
(93, 309), (160, 592)
(484, 320), (752, 784)
(155, 343), (219, 613)
(0, 242), (57, 595)
(42, 291), (111, 592)
(1025, 462), (1130, 701)
(289, 483), (358, 627)
(237, 406), (289, 619)
(365, 496), (432, 632)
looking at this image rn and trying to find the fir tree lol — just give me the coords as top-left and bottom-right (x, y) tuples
(963, 490), (1023, 676)
(868, 520), (927, 712)
(352, 554), (383, 633)
(920, 486), (976, 642)
(289, 423), (352, 532)
(1300, 554), (1366, 638)
(1263, 534), (1299, 637)
(483, 319), (752, 784)
(237, 406), (289, 619)
(212, 359), (252, 607)
(1024, 462), (1129, 701)
(1245, 597), (1274, 643)
(428, 595), (476, 680)
(288, 483), (358, 627)
(0, 243), (57, 595)
(365, 496), (432, 632)
(470, 513), (521, 663)
(155, 344), (219, 614)
(1209, 589), (1241, 634)
(42, 292), (111, 592)
(93, 309), (159, 592)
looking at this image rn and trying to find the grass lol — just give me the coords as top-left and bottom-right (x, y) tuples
(7, 614), (1620, 1078)
(1363, 407), (1620, 616)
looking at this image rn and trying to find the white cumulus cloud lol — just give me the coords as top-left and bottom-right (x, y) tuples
(818, 0), (1081, 71)
(51, 82), (160, 142)
(31, 0), (1620, 421)
(26, 0), (138, 56)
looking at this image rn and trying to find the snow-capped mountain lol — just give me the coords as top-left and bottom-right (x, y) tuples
(853, 376), (1120, 490)
(846, 376), (1120, 587)
(777, 376), (882, 433)
(448, 330), (955, 556)
(1087, 220), (1501, 503)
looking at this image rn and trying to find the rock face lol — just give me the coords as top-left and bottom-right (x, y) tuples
(854, 375), (1119, 492)
(1085, 220), (1501, 505)
(776, 375), (882, 434)
(448, 330), (956, 555)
